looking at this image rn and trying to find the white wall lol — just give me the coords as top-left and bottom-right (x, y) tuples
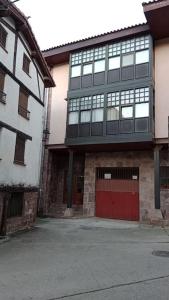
(0, 22), (15, 72)
(49, 64), (69, 145)
(0, 16), (46, 188)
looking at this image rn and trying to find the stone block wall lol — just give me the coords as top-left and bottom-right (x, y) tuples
(6, 192), (38, 234)
(83, 151), (165, 223)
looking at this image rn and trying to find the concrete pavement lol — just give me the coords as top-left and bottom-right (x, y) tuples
(0, 218), (169, 300)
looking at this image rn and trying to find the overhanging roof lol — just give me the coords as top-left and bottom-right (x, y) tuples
(143, 0), (169, 39)
(0, 0), (55, 87)
(43, 23), (150, 67)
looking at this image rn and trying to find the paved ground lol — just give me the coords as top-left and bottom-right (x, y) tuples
(0, 218), (169, 300)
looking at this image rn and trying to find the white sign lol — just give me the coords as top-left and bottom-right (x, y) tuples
(104, 173), (111, 179)
(132, 175), (138, 180)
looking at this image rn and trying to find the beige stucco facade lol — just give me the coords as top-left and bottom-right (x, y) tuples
(49, 64), (69, 145)
(155, 38), (169, 140)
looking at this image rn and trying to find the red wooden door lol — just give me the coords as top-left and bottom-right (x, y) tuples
(96, 178), (139, 221)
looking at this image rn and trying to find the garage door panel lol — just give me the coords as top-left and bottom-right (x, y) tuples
(96, 191), (139, 221)
(96, 168), (139, 221)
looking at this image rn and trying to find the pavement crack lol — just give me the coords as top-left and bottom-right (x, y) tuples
(48, 274), (169, 300)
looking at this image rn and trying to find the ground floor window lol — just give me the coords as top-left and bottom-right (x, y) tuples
(7, 192), (24, 218)
(160, 166), (169, 189)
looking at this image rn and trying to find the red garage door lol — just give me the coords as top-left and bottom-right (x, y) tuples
(96, 168), (139, 221)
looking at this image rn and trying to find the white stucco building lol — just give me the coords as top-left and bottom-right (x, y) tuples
(0, 0), (55, 234)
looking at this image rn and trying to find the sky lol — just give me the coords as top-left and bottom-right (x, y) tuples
(16, 0), (147, 51)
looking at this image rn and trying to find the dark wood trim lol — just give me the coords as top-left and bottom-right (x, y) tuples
(13, 33), (18, 75)
(154, 145), (161, 209)
(36, 69), (41, 101)
(0, 61), (44, 106)
(0, 120), (32, 140)
(0, 185), (39, 192)
(67, 150), (74, 208)
(13, 160), (26, 167)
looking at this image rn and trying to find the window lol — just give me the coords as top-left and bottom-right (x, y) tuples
(0, 24), (7, 49)
(7, 192), (24, 218)
(135, 87), (149, 103)
(22, 53), (31, 75)
(83, 49), (94, 63)
(136, 50), (149, 64)
(94, 60), (105, 73)
(121, 106), (133, 118)
(18, 88), (30, 119)
(68, 112), (79, 124)
(160, 167), (169, 189)
(94, 46), (106, 60)
(0, 69), (6, 104)
(14, 134), (26, 165)
(68, 98), (79, 124)
(122, 54), (134, 67)
(71, 52), (82, 65)
(107, 107), (119, 121)
(121, 39), (135, 53)
(121, 90), (134, 104)
(108, 43), (121, 57)
(92, 108), (104, 122)
(135, 103), (149, 118)
(108, 57), (120, 70)
(71, 65), (81, 77)
(107, 92), (120, 107)
(80, 110), (91, 123)
(83, 64), (92, 75)
(135, 36), (149, 51)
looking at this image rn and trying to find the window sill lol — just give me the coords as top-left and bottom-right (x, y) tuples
(0, 43), (8, 54)
(18, 110), (30, 120)
(13, 160), (26, 167)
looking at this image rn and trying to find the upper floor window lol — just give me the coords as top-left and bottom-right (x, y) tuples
(0, 24), (7, 50)
(71, 65), (81, 78)
(83, 64), (92, 75)
(22, 53), (31, 75)
(108, 56), (120, 70)
(18, 87), (30, 120)
(94, 60), (105, 73)
(0, 69), (6, 104)
(14, 134), (26, 165)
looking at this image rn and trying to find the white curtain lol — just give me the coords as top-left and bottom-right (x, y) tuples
(92, 109), (104, 122)
(107, 107), (119, 121)
(68, 112), (78, 124)
(80, 111), (91, 123)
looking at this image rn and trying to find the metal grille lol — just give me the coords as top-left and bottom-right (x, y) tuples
(69, 98), (80, 111)
(135, 87), (149, 103)
(96, 167), (139, 180)
(81, 96), (92, 110)
(107, 92), (120, 107)
(7, 192), (24, 218)
(83, 49), (94, 63)
(121, 90), (134, 105)
(92, 94), (104, 108)
(71, 52), (82, 65)
(94, 46), (106, 60)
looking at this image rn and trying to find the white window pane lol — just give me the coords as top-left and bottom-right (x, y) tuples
(107, 107), (119, 121)
(108, 57), (120, 70)
(121, 106), (133, 118)
(135, 103), (149, 118)
(92, 108), (104, 122)
(94, 60), (105, 73)
(136, 50), (149, 64)
(71, 65), (81, 77)
(80, 111), (91, 123)
(69, 112), (78, 124)
(122, 54), (134, 67)
(83, 64), (92, 75)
